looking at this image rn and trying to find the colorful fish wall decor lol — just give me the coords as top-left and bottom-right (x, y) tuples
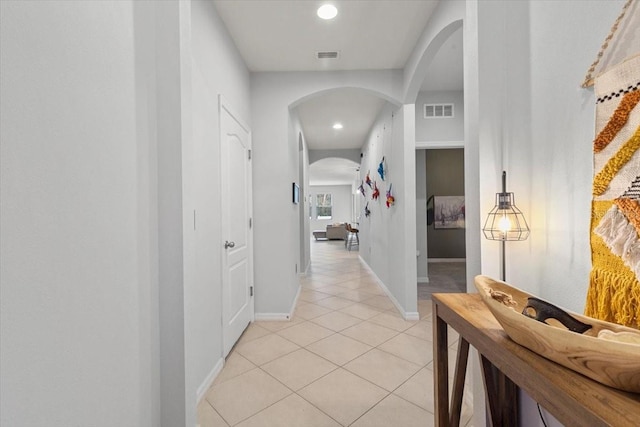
(372, 181), (380, 200)
(377, 157), (386, 181)
(386, 184), (395, 208)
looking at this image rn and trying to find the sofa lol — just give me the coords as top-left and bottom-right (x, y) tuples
(326, 223), (348, 240)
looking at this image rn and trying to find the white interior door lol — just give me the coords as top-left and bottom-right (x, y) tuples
(220, 97), (253, 357)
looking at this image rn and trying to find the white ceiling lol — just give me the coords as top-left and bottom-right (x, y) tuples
(213, 1), (439, 72)
(296, 88), (386, 150)
(213, 1), (462, 184)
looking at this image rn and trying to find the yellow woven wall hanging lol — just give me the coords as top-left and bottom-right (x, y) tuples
(585, 54), (640, 329)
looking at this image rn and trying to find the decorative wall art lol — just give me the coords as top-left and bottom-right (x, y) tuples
(377, 156), (386, 181)
(386, 184), (395, 208)
(364, 202), (371, 217)
(358, 181), (366, 197)
(433, 196), (465, 229)
(372, 181), (380, 200)
(585, 54), (640, 329)
(365, 171), (373, 188)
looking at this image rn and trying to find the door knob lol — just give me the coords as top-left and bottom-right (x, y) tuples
(224, 241), (235, 249)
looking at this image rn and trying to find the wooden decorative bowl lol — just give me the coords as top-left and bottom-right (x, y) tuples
(474, 275), (640, 393)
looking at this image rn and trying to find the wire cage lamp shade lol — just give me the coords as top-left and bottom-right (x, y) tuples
(482, 172), (530, 242)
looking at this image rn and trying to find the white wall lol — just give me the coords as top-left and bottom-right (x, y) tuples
(404, 0), (465, 103)
(466, 1), (628, 425)
(359, 103), (418, 317)
(416, 90), (464, 142)
(0, 1), (252, 426)
(186, 0), (251, 421)
(1, 1), (148, 425)
(309, 185), (353, 232)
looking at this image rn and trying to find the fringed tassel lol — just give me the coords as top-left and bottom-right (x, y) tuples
(594, 205), (640, 281)
(586, 268), (640, 329)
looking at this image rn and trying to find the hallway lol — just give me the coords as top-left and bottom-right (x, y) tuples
(198, 240), (473, 426)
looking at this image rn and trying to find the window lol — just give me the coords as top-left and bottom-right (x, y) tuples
(424, 103), (454, 118)
(316, 193), (332, 219)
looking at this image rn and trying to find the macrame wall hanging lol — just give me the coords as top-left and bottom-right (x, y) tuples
(584, 0), (640, 329)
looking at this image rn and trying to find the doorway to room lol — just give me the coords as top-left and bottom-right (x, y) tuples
(418, 148), (466, 300)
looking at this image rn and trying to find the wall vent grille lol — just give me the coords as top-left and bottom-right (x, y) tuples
(424, 103), (454, 118)
(316, 51), (339, 59)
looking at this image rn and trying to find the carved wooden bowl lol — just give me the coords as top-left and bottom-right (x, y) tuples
(475, 275), (640, 393)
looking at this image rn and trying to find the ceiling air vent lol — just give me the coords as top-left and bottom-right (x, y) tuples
(316, 51), (339, 60)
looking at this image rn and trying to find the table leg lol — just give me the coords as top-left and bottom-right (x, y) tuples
(480, 355), (519, 426)
(433, 303), (450, 427)
(449, 338), (470, 426)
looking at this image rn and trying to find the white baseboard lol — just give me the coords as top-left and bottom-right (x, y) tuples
(290, 284), (301, 316)
(255, 283), (301, 321)
(254, 313), (291, 321)
(196, 357), (224, 404)
(417, 276), (429, 283)
(359, 256), (420, 321)
(428, 258), (466, 263)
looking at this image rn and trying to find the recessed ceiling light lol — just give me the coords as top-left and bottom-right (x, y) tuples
(333, 123), (343, 129)
(317, 4), (338, 20)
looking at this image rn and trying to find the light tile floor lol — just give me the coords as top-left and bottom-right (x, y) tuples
(198, 240), (473, 427)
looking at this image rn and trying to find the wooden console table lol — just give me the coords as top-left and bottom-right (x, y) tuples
(432, 293), (640, 427)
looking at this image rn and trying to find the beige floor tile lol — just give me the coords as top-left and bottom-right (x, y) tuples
(237, 323), (271, 345)
(338, 303), (383, 320)
(367, 311), (416, 332)
(336, 289), (376, 302)
(377, 333), (433, 366)
(255, 316), (303, 332)
(197, 400), (229, 427)
(261, 348), (338, 391)
(313, 284), (349, 295)
(316, 275), (352, 286)
(351, 394), (434, 427)
(343, 348), (421, 391)
(235, 394), (341, 427)
(276, 321), (335, 347)
(418, 299), (434, 319)
(340, 321), (399, 347)
(315, 296), (355, 310)
(356, 284), (386, 295)
(306, 333), (372, 366)
(362, 295), (396, 310)
(448, 326), (460, 347)
(393, 367), (435, 412)
(299, 289), (332, 303)
(335, 279), (368, 290)
(425, 348), (469, 380)
(298, 368), (388, 426)
(310, 311), (362, 332)
(205, 368), (291, 426)
(235, 333), (300, 365)
(404, 320), (433, 342)
(293, 302), (334, 320)
(214, 352), (256, 385)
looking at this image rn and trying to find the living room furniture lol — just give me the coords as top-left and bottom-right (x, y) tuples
(312, 230), (327, 240)
(326, 223), (348, 240)
(345, 223), (359, 251)
(432, 292), (640, 427)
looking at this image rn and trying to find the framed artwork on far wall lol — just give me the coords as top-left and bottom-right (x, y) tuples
(292, 182), (300, 204)
(433, 196), (465, 229)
